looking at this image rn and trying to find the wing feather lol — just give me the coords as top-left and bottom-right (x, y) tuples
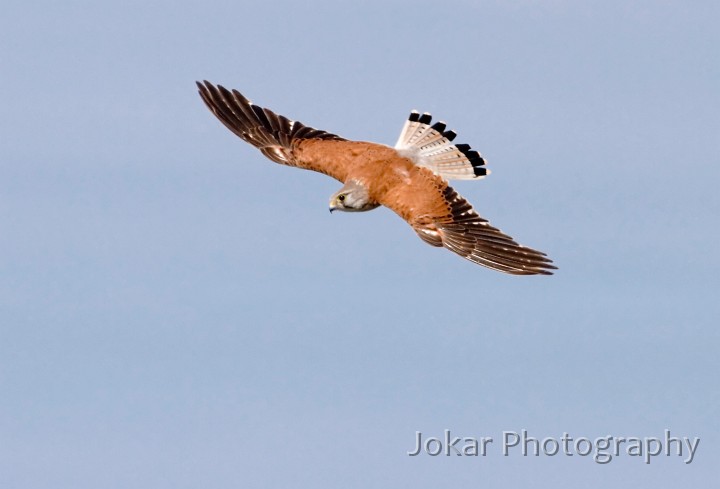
(383, 170), (556, 275)
(196, 81), (345, 166)
(432, 185), (555, 274)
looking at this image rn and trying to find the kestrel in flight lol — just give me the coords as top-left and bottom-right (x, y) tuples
(197, 81), (556, 275)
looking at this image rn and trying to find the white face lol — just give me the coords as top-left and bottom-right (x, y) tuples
(328, 182), (379, 213)
(329, 189), (366, 212)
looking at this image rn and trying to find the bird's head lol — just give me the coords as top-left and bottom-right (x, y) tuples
(329, 180), (378, 213)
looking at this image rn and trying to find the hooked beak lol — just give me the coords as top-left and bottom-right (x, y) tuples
(329, 205), (337, 214)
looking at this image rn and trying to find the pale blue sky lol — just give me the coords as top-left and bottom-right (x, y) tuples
(1, 0), (718, 487)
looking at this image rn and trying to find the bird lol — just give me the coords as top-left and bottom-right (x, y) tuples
(196, 81), (556, 275)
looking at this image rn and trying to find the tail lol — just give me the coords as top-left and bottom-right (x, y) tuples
(394, 111), (488, 180)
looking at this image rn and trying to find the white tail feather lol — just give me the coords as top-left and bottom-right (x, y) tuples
(394, 111), (488, 180)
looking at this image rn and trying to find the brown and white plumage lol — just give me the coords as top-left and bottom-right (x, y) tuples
(196, 81), (556, 275)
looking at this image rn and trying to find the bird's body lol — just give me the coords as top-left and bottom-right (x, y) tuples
(197, 81), (556, 275)
(296, 140), (440, 219)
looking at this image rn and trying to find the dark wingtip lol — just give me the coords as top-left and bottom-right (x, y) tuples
(418, 112), (432, 124)
(431, 121), (446, 133)
(408, 111), (420, 122)
(535, 262), (558, 275)
(198, 80), (215, 90)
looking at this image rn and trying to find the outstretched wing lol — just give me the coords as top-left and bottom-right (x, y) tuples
(196, 81), (346, 166)
(383, 169), (556, 275)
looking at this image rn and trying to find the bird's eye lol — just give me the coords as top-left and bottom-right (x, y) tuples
(338, 194), (345, 202)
